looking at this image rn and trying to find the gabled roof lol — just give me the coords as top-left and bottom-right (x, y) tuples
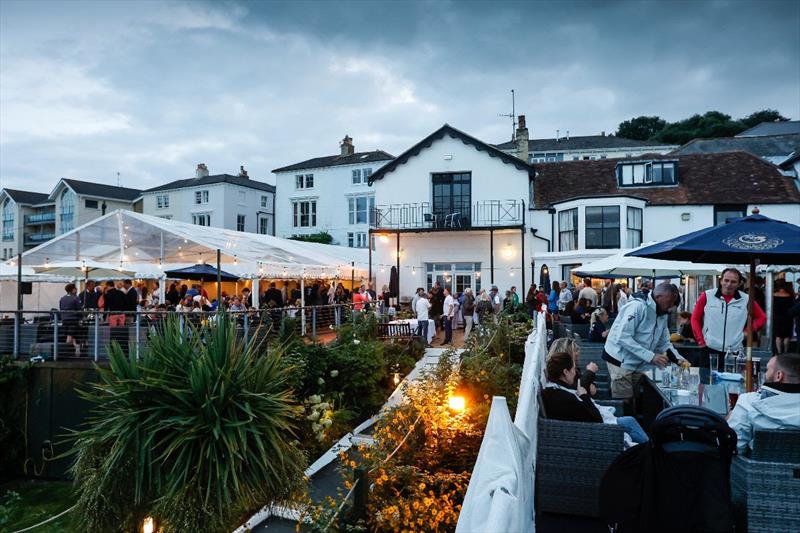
(369, 124), (535, 184)
(494, 134), (671, 153)
(144, 174), (276, 193)
(272, 150), (394, 173)
(1, 188), (52, 205)
(736, 120), (800, 137)
(533, 151), (800, 208)
(50, 179), (142, 202)
(672, 134), (800, 159)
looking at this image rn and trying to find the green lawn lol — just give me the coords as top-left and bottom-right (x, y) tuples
(0, 480), (78, 533)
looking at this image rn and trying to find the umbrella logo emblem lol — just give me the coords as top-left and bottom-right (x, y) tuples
(723, 233), (784, 251)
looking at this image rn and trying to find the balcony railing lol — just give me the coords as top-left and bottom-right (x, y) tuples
(370, 199), (525, 231)
(24, 232), (55, 245)
(24, 212), (56, 224)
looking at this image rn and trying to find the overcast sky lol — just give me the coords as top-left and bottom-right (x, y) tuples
(1, 0), (798, 192)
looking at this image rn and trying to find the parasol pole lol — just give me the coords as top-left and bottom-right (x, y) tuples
(745, 257), (756, 392)
(216, 249), (222, 307)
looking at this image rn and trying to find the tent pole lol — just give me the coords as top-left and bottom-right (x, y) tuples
(300, 276), (306, 336)
(216, 249), (221, 306)
(15, 253), (22, 358)
(351, 261), (355, 293)
(745, 259), (756, 392)
(764, 272), (774, 350)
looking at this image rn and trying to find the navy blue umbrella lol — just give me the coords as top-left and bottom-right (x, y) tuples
(627, 210), (800, 391)
(625, 212), (800, 264)
(164, 264), (240, 282)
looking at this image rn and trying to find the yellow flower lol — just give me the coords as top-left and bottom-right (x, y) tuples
(418, 482), (426, 490)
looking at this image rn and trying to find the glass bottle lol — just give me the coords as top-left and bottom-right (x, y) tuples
(724, 349), (737, 374)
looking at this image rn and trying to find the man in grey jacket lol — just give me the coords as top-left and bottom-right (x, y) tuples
(604, 282), (688, 399)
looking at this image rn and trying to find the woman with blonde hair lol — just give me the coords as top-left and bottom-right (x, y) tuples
(548, 337), (598, 396)
(589, 308), (609, 342)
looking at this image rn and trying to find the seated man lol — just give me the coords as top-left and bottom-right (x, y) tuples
(727, 352), (800, 453)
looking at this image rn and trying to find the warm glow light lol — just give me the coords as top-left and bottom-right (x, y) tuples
(412, 267), (416, 275)
(503, 245), (514, 259)
(393, 372), (401, 386)
(143, 516), (155, 533)
(476, 271), (481, 278)
(448, 396), (466, 413)
(379, 234), (389, 243)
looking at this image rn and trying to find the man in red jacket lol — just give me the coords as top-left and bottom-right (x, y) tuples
(691, 268), (766, 370)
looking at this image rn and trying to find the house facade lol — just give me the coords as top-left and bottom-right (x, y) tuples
(140, 165), (276, 235)
(529, 151), (800, 285)
(272, 136), (393, 247)
(368, 124), (535, 299)
(48, 179), (142, 235)
(0, 189), (56, 259)
(368, 123), (800, 302)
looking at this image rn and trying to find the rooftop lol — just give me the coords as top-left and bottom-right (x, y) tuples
(272, 150), (394, 173)
(533, 151), (800, 208)
(2, 188), (52, 206)
(736, 120), (800, 137)
(494, 134), (672, 153)
(671, 134), (800, 159)
(58, 179), (142, 202)
(144, 174), (276, 194)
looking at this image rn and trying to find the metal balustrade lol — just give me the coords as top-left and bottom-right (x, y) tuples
(370, 199), (525, 231)
(0, 302), (385, 362)
(24, 212), (57, 224)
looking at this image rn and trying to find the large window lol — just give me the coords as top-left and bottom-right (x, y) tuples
(425, 262), (481, 293)
(156, 194), (169, 208)
(293, 200), (317, 227)
(348, 194), (375, 225)
(259, 216), (270, 234)
(626, 207), (643, 248)
(585, 206), (620, 249)
(432, 172), (471, 227)
(562, 264), (581, 285)
(2, 199), (14, 241)
(237, 214), (246, 232)
(617, 161), (678, 186)
(194, 190), (209, 204)
(192, 213), (211, 226)
(60, 189), (75, 234)
(558, 208), (578, 251)
(352, 168), (373, 185)
(714, 205), (746, 226)
(295, 174), (314, 189)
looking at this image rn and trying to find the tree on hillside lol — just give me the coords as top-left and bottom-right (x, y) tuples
(616, 116), (667, 140)
(652, 111), (744, 145)
(740, 109), (789, 129)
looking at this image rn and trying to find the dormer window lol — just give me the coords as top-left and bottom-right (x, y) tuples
(617, 161), (678, 187)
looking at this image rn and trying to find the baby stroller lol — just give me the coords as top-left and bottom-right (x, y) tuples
(599, 405), (738, 532)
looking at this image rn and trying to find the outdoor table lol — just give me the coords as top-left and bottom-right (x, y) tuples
(388, 318), (435, 344)
(645, 367), (747, 418)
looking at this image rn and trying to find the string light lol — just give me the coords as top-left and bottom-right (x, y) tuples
(412, 267), (416, 275)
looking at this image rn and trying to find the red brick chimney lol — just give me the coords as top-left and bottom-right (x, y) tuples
(195, 163), (209, 178)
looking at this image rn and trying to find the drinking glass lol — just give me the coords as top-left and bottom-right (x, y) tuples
(688, 372), (700, 394)
(662, 367), (672, 388)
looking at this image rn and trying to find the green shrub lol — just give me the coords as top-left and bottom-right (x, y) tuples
(68, 315), (307, 533)
(0, 357), (30, 476)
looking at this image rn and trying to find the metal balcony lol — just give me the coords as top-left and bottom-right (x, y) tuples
(24, 232), (55, 245)
(370, 199), (525, 232)
(24, 212), (56, 224)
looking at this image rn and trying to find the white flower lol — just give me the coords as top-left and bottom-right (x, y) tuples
(353, 339), (361, 345)
(322, 418), (333, 428)
(330, 370), (339, 378)
(317, 402), (330, 411)
(329, 324), (335, 330)
(316, 433), (325, 441)
(307, 410), (321, 421)
(312, 422), (322, 432)
(317, 377), (325, 385)
(308, 394), (321, 404)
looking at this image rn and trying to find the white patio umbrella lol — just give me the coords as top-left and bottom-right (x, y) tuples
(572, 245), (728, 278)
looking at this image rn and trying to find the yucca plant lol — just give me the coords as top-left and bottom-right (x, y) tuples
(68, 315), (307, 532)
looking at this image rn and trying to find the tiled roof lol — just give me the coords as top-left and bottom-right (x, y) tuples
(272, 150), (394, 173)
(61, 179), (141, 201)
(144, 174), (276, 193)
(369, 124), (534, 184)
(2, 189), (52, 205)
(736, 120), (800, 137)
(533, 151), (800, 208)
(494, 135), (671, 152)
(672, 134), (800, 158)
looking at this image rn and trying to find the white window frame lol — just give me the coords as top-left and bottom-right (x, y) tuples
(195, 190), (209, 204)
(192, 213), (211, 226)
(348, 194), (375, 225)
(352, 169), (362, 185)
(259, 216), (269, 234)
(260, 195), (268, 208)
(292, 199), (317, 228)
(156, 194), (170, 209)
(237, 214), (246, 232)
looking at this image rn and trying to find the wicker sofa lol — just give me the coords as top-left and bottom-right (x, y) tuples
(731, 429), (800, 533)
(536, 400), (626, 517)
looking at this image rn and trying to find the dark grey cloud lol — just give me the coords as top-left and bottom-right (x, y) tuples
(1, 0), (798, 193)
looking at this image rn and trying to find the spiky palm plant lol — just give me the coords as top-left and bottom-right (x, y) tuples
(68, 315), (307, 532)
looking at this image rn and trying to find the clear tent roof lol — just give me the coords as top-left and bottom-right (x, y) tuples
(12, 210), (368, 278)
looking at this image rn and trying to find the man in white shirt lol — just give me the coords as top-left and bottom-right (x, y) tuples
(442, 288), (455, 345)
(558, 281), (573, 312)
(411, 288), (423, 318)
(578, 277), (598, 307)
(727, 353), (800, 453)
(415, 291), (431, 345)
(490, 286), (502, 314)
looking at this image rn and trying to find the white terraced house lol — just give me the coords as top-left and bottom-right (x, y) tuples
(272, 135), (393, 247)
